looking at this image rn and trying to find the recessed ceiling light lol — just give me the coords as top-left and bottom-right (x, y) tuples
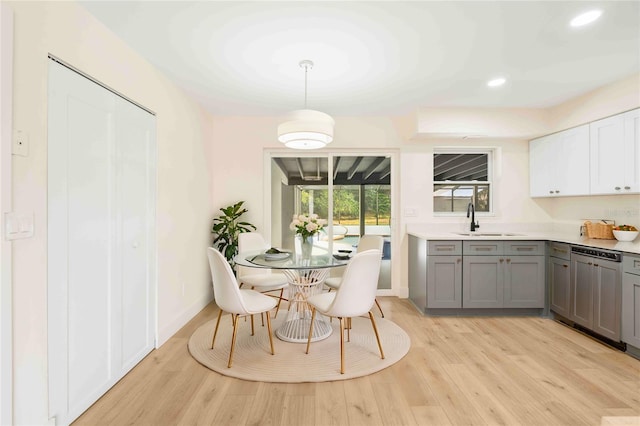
(487, 77), (506, 88)
(570, 10), (602, 27)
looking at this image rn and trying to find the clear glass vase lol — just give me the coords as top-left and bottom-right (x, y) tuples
(297, 235), (314, 259)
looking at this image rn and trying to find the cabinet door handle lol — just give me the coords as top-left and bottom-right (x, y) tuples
(456, 258), (461, 263)
(474, 247), (493, 251)
(625, 186), (631, 190)
(516, 247), (534, 251)
(562, 264), (568, 268)
(588, 262), (593, 265)
(506, 258), (511, 263)
(555, 190), (559, 193)
(549, 190), (554, 194)
(594, 263), (599, 267)
(553, 248), (568, 254)
(499, 258), (504, 263)
(615, 186), (621, 190)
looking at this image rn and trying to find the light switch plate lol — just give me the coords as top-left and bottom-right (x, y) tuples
(4, 212), (34, 240)
(12, 130), (29, 156)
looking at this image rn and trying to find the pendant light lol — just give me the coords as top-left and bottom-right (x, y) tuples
(278, 60), (334, 150)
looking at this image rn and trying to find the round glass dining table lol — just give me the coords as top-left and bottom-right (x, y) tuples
(234, 250), (350, 343)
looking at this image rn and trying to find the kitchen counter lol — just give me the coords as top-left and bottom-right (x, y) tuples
(407, 230), (640, 255)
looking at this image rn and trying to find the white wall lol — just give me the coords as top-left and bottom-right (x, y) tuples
(8, 2), (214, 424)
(416, 107), (550, 139)
(548, 72), (640, 133)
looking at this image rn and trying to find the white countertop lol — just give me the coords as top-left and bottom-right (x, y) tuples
(407, 230), (640, 255)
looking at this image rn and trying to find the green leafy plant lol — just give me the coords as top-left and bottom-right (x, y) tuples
(211, 201), (256, 265)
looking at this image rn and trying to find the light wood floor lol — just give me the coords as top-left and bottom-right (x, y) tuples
(74, 297), (640, 426)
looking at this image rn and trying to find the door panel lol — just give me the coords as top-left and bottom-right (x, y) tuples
(117, 99), (156, 370)
(571, 254), (594, 328)
(549, 257), (571, 317)
(463, 256), (503, 308)
(66, 94), (113, 410)
(592, 261), (622, 341)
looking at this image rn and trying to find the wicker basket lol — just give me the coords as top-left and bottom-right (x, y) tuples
(584, 221), (615, 240)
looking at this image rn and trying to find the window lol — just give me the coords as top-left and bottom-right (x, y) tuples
(433, 151), (492, 213)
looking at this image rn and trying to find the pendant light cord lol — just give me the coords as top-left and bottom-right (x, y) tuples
(299, 59), (313, 109)
(304, 64), (308, 109)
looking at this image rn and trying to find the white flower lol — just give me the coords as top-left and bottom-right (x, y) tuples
(289, 213), (325, 237)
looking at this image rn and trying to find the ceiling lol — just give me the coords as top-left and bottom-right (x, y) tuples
(79, 1), (640, 116)
(274, 156), (391, 186)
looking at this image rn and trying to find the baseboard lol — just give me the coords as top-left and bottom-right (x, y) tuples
(376, 289), (395, 297)
(157, 293), (213, 347)
(391, 287), (409, 298)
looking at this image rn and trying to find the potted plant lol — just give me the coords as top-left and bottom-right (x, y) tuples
(211, 201), (256, 266)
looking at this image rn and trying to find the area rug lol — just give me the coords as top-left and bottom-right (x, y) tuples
(188, 314), (411, 382)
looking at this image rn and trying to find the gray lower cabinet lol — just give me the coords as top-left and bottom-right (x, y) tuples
(426, 241), (462, 308)
(504, 255), (546, 308)
(462, 241), (545, 309)
(412, 238), (546, 311)
(549, 242), (571, 317)
(570, 252), (622, 341)
(622, 255), (640, 348)
(463, 255), (503, 308)
(427, 256), (462, 308)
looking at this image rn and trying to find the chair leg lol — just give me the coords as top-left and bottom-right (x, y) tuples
(228, 314), (240, 368)
(273, 288), (284, 319)
(339, 317), (345, 374)
(305, 308), (317, 354)
(265, 311), (275, 355)
(375, 298), (385, 317)
(368, 311), (385, 360)
(211, 309), (223, 349)
(346, 317), (351, 342)
(250, 314), (255, 336)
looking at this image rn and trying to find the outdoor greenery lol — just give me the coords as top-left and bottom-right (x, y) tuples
(211, 201), (256, 265)
(301, 185), (391, 225)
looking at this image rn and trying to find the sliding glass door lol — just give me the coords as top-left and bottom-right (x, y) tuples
(270, 154), (392, 289)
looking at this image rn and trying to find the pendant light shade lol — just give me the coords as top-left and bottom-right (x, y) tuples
(278, 60), (334, 150)
(278, 109), (334, 150)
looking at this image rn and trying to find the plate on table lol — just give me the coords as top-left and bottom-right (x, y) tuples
(264, 251), (290, 261)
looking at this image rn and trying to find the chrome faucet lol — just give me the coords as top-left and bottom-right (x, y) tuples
(467, 202), (480, 232)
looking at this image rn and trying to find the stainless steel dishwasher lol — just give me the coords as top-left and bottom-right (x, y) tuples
(570, 246), (623, 349)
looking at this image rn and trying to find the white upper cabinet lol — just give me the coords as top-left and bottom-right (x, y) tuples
(529, 124), (590, 197)
(529, 134), (555, 197)
(590, 109), (640, 195)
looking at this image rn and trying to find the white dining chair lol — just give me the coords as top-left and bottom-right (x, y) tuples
(237, 232), (289, 318)
(305, 249), (385, 374)
(207, 247), (276, 368)
(324, 235), (385, 317)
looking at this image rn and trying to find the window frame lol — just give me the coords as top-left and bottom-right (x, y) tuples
(433, 147), (495, 216)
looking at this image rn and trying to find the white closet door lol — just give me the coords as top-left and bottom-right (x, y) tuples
(115, 97), (156, 372)
(48, 60), (156, 425)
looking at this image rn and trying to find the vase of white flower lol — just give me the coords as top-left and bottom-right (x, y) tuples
(290, 214), (326, 259)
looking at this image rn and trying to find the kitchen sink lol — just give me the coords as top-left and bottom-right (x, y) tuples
(454, 232), (523, 237)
